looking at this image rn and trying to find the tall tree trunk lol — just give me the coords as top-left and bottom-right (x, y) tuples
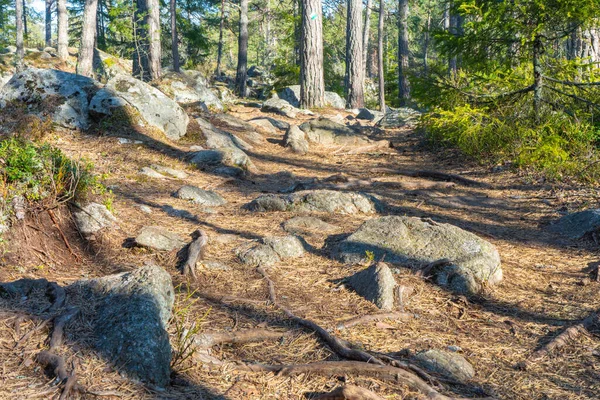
(235, 0), (248, 97)
(215, 0), (225, 75)
(97, 0), (106, 49)
(22, 0), (27, 42)
(533, 36), (543, 119)
(171, 0), (179, 72)
(362, 0), (371, 72)
(57, 0), (68, 60)
(397, 0), (410, 105)
(77, 0), (98, 77)
(133, 0), (162, 81)
(423, 1), (431, 75)
(15, 0), (24, 72)
(45, 0), (52, 48)
(294, 0), (301, 66)
(300, 0), (324, 108)
(377, 0), (385, 112)
(345, 0), (364, 108)
(448, 14), (458, 76)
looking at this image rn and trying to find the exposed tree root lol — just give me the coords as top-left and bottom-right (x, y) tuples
(183, 229), (208, 279)
(526, 308), (600, 364)
(49, 307), (79, 349)
(372, 168), (487, 187)
(313, 384), (385, 400)
(334, 311), (414, 331)
(47, 209), (81, 262)
(15, 319), (51, 348)
(36, 351), (83, 397)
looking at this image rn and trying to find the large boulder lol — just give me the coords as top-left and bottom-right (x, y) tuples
(189, 147), (254, 171)
(196, 117), (253, 151)
(377, 107), (421, 129)
(0, 68), (101, 129)
(0, 71), (12, 90)
(277, 85), (345, 109)
(156, 70), (223, 110)
(283, 216), (339, 236)
(262, 97), (299, 118)
(72, 264), (174, 387)
(237, 235), (305, 266)
(89, 74), (189, 140)
(135, 226), (186, 251)
(284, 125), (309, 154)
(548, 209), (600, 240)
(299, 117), (386, 147)
(336, 216), (502, 294)
(93, 48), (132, 80)
(246, 190), (380, 215)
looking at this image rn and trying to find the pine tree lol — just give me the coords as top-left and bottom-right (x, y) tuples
(345, 0), (364, 108)
(235, 0), (248, 97)
(300, 0), (324, 108)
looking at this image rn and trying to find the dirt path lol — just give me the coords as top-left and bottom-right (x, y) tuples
(0, 106), (598, 399)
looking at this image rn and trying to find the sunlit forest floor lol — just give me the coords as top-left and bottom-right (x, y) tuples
(0, 104), (598, 399)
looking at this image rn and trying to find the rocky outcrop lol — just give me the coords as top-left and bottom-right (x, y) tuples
(237, 235), (305, 267)
(246, 190), (380, 215)
(262, 97), (299, 118)
(282, 216), (339, 236)
(336, 216), (502, 295)
(72, 264), (174, 387)
(283, 125), (309, 154)
(156, 70), (223, 110)
(549, 209), (600, 240)
(299, 117), (388, 147)
(0, 68), (101, 129)
(89, 74), (189, 140)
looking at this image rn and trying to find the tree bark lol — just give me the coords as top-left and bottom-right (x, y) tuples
(133, 0), (162, 81)
(362, 0), (371, 73)
(22, 0), (27, 42)
(235, 0), (249, 97)
(171, 0), (180, 72)
(377, 0), (385, 112)
(533, 35), (543, 119)
(345, 0), (364, 108)
(57, 0), (68, 60)
(423, 2), (431, 75)
(397, 0), (410, 105)
(300, 0), (325, 108)
(77, 0), (98, 77)
(15, 0), (24, 72)
(45, 0), (52, 48)
(215, 0), (225, 75)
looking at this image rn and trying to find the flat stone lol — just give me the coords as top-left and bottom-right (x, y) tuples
(198, 260), (231, 271)
(237, 243), (280, 267)
(262, 97), (298, 118)
(336, 216), (502, 295)
(249, 118), (278, 134)
(299, 117), (380, 146)
(73, 203), (117, 236)
(263, 235), (305, 259)
(135, 226), (186, 251)
(211, 113), (255, 131)
(175, 185), (226, 207)
(189, 147), (254, 171)
(139, 167), (166, 179)
(413, 349), (475, 382)
(283, 216), (339, 236)
(151, 164), (188, 179)
(246, 190), (380, 215)
(346, 262), (396, 310)
(250, 116), (289, 130)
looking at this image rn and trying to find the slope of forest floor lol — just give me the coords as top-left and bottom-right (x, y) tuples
(0, 104), (599, 400)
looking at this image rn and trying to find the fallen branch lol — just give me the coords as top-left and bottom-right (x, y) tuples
(183, 230), (208, 279)
(528, 308), (600, 362)
(334, 311), (414, 331)
(314, 384), (385, 400)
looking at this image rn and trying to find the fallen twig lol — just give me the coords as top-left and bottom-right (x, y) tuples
(334, 311), (414, 331)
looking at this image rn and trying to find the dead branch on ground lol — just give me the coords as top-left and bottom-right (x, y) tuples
(334, 311), (413, 331)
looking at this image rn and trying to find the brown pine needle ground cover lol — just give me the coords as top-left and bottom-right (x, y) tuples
(0, 104), (599, 399)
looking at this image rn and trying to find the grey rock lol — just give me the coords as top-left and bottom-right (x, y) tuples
(336, 216), (502, 295)
(211, 113), (255, 131)
(356, 108), (383, 121)
(196, 117), (253, 151)
(198, 260), (231, 271)
(93, 48), (132, 80)
(284, 125), (309, 154)
(247, 65), (264, 77)
(89, 74), (189, 140)
(346, 263), (396, 310)
(299, 117), (377, 146)
(549, 209), (600, 240)
(249, 118), (277, 134)
(214, 166), (245, 177)
(0, 68), (101, 130)
(262, 97), (298, 118)
(138, 205), (153, 214)
(139, 167), (166, 179)
(189, 147), (254, 171)
(150, 164), (189, 179)
(377, 107), (421, 129)
(283, 216), (339, 236)
(40, 51), (52, 60)
(175, 185), (226, 206)
(2, 45), (16, 54)
(135, 226), (186, 251)
(0, 72), (12, 90)
(73, 203), (117, 236)
(277, 85), (345, 109)
(74, 263), (174, 387)
(263, 235), (305, 259)
(156, 70), (223, 110)
(250, 116), (289, 130)
(413, 349), (475, 382)
(246, 190), (379, 215)
(237, 243), (280, 267)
